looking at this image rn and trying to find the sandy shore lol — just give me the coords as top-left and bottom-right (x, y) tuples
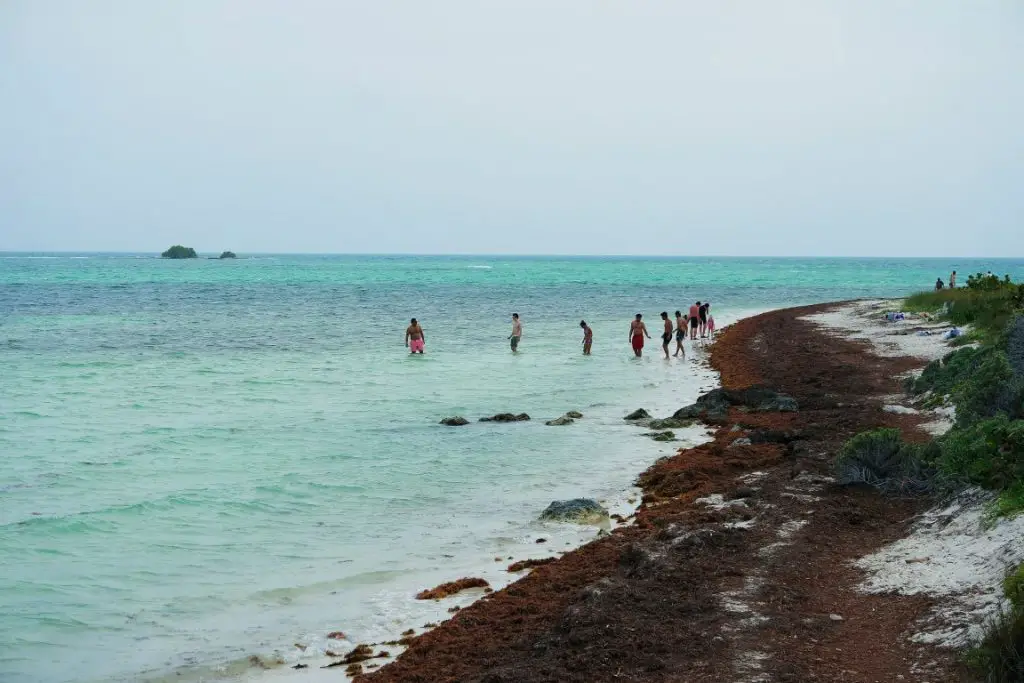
(311, 299), (995, 683)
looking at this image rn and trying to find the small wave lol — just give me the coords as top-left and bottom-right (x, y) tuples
(467, 265), (493, 269)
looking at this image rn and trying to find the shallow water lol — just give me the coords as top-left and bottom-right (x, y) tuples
(1, 254), (1021, 683)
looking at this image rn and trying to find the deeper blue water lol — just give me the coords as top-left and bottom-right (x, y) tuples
(2, 254), (1021, 683)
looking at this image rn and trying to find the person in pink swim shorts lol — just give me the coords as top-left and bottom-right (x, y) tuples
(405, 318), (426, 354)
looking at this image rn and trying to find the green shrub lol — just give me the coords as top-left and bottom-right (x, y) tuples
(904, 277), (1024, 341)
(834, 429), (939, 495)
(953, 351), (1023, 427)
(912, 346), (990, 396)
(965, 563), (1024, 681)
(938, 417), (1024, 514)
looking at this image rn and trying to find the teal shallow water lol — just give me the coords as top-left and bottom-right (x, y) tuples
(2, 254), (1023, 682)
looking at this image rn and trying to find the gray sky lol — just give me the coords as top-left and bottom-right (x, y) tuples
(2, 1), (1022, 256)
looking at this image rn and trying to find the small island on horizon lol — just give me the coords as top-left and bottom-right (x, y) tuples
(161, 245), (197, 259)
(218, 251), (236, 259)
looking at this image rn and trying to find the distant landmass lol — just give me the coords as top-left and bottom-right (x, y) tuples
(161, 245), (197, 259)
(219, 251), (236, 259)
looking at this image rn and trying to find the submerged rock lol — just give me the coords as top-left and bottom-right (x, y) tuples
(565, 410), (584, 419)
(540, 498), (609, 524)
(647, 417), (694, 430)
(644, 430), (676, 442)
(480, 413), (531, 422)
(439, 416), (470, 426)
(624, 408), (651, 421)
(545, 415), (575, 426)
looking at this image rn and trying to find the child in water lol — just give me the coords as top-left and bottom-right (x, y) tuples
(706, 305), (715, 338)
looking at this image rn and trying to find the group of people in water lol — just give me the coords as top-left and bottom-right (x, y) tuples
(403, 302), (715, 360)
(935, 270), (958, 290)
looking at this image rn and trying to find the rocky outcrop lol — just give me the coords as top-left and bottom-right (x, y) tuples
(624, 409), (651, 421)
(673, 386), (798, 421)
(480, 413), (531, 422)
(545, 415), (575, 426)
(219, 251), (237, 259)
(647, 417), (694, 430)
(160, 245), (197, 259)
(565, 411), (583, 419)
(539, 498), (609, 524)
(440, 416), (470, 426)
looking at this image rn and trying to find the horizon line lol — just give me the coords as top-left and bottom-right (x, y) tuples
(2, 250), (1023, 260)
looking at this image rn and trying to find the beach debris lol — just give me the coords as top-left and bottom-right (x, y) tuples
(729, 437), (753, 449)
(401, 629), (415, 636)
(829, 613), (844, 622)
(291, 663), (308, 669)
(565, 410), (584, 418)
(439, 416), (470, 426)
(535, 537), (547, 543)
(624, 408), (651, 420)
(447, 605), (461, 613)
(545, 414), (575, 426)
(507, 557), (556, 572)
(644, 430), (676, 442)
(479, 413), (531, 422)
(326, 631), (346, 640)
(416, 577), (490, 600)
(294, 642), (307, 651)
(346, 663), (363, 676)
(539, 498), (609, 524)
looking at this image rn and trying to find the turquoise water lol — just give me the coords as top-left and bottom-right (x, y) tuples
(2, 254), (1022, 683)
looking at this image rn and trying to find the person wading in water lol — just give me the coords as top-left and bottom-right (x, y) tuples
(629, 314), (651, 358)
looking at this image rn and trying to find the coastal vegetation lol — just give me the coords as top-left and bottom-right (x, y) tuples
(838, 273), (1024, 680)
(161, 245), (197, 259)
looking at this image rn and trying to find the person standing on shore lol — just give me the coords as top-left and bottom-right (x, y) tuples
(699, 302), (710, 338)
(688, 301), (700, 340)
(629, 314), (650, 357)
(950, 270), (957, 288)
(935, 278), (944, 290)
(673, 310), (686, 357)
(659, 312), (672, 359)
(509, 313), (522, 353)
(405, 318), (425, 354)
(707, 305), (716, 338)
(580, 320), (593, 355)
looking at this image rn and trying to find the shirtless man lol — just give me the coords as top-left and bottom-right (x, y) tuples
(673, 310), (686, 357)
(659, 312), (672, 359)
(688, 301), (701, 340)
(509, 313), (522, 353)
(580, 320), (593, 355)
(629, 314), (651, 358)
(405, 318), (425, 354)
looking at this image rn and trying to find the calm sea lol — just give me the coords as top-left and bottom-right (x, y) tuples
(2, 254), (1022, 683)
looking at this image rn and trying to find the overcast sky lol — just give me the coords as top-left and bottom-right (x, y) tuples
(1, 2), (1022, 256)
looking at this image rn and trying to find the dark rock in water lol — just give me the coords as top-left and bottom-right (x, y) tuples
(219, 250), (237, 259)
(480, 413), (530, 422)
(565, 410), (583, 419)
(624, 408), (651, 421)
(673, 386), (798, 421)
(648, 417), (694, 430)
(545, 415), (575, 426)
(440, 416), (469, 426)
(540, 498), (609, 524)
(644, 431), (675, 442)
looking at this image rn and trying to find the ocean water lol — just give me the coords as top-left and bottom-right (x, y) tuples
(2, 254), (1022, 683)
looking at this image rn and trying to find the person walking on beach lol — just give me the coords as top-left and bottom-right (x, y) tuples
(673, 310), (686, 357)
(580, 320), (593, 355)
(699, 302), (710, 338)
(405, 318), (425, 354)
(706, 304), (716, 338)
(629, 314), (651, 358)
(509, 313), (522, 353)
(659, 312), (672, 359)
(688, 301), (701, 340)
(949, 270), (957, 289)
